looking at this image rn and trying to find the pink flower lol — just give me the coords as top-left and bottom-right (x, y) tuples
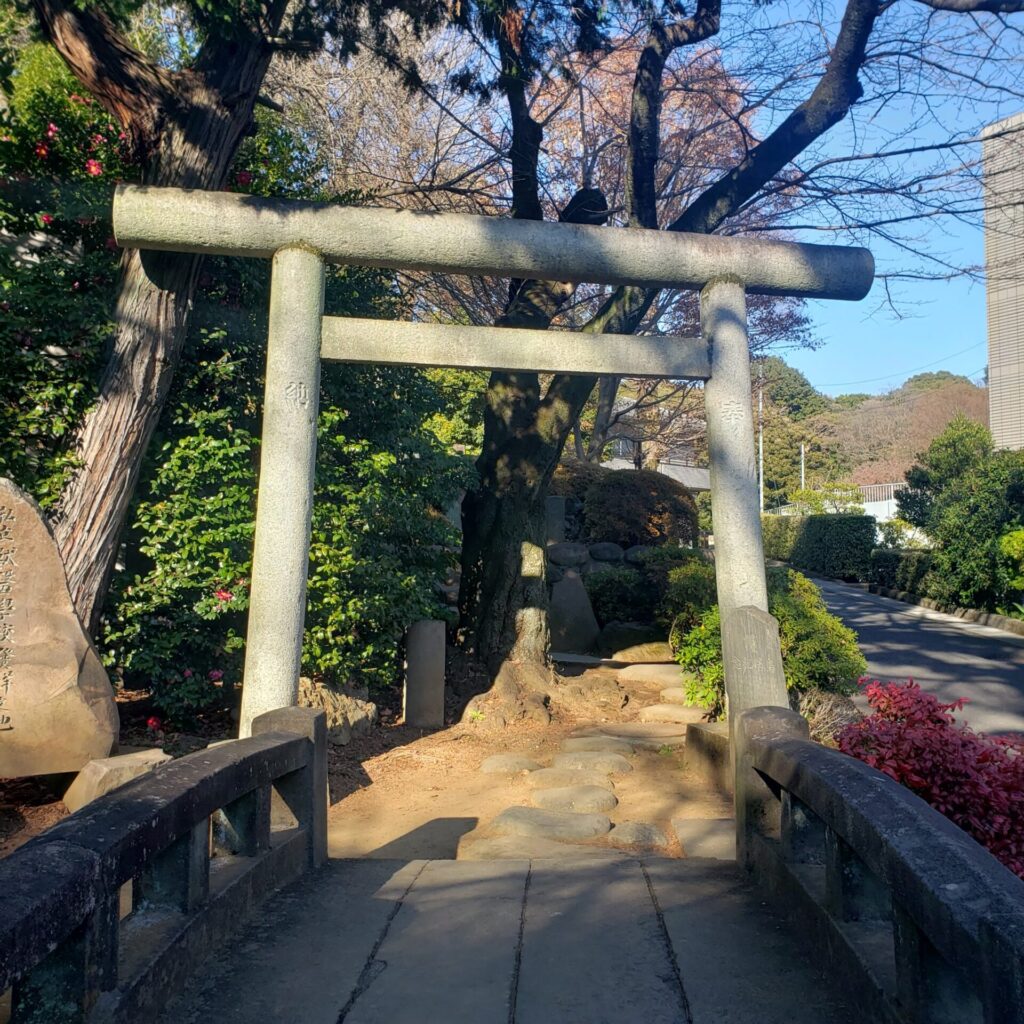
(235, 170), (253, 186)
(208, 669), (224, 681)
(146, 715), (162, 731)
(183, 669), (193, 678)
(40, 213), (53, 226)
(46, 122), (58, 138)
(34, 142), (48, 159)
(105, 236), (119, 251)
(84, 159), (103, 177)
(214, 589), (233, 602)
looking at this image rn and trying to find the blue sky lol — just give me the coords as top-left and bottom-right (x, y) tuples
(720, 1), (1020, 399)
(786, 262), (989, 397)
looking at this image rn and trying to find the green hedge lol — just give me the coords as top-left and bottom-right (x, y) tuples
(761, 514), (876, 581)
(868, 548), (934, 593)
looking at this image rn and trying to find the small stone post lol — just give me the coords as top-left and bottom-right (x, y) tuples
(701, 280), (788, 715)
(239, 246), (325, 736)
(404, 620), (446, 728)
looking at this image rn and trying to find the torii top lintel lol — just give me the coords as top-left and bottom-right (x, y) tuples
(113, 185), (874, 302)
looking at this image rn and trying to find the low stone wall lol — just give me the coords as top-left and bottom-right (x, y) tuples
(734, 706), (1024, 1024)
(869, 584), (1024, 639)
(0, 706), (327, 1023)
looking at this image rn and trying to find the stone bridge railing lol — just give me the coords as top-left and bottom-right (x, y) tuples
(734, 707), (1024, 1024)
(0, 706), (326, 1024)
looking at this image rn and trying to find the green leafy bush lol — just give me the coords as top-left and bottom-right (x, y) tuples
(925, 450), (1024, 611)
(661, 561), (717, 634)
(675, 568), (865, 720)
(583, 568), (650, 626)
(762, 514), (875, 581)
(583, 469), (696, 547)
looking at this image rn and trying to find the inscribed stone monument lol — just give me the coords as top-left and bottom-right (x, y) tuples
(0, 478), (118, 778)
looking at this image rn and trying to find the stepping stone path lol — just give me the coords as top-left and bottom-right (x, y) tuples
(638, 704), (706, 726)
(526, 768), (614, 791)
(490, 806), (612, 841)
(560, 735), (634, 755)
(532, 785), (618, 814)
(552, 751), (633, 774)
(480, 754), (542, 774)
(607, 821), (670, 850)
(660, 687), (689, 704)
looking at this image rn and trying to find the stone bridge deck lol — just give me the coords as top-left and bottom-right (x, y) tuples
(164, 856), (855, 1024)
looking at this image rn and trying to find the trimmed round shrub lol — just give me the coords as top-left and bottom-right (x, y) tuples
(583, 469), (696, 547)
(583, 567), (651, 626)
(675, 568), (866, 720)
(550, 460), (612, 502)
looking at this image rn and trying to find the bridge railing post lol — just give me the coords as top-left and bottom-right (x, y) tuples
(252, 705), (328, 868)
(733, 706), (808, 870)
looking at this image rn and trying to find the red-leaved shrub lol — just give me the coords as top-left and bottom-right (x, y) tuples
(838, 680), (1024, 879)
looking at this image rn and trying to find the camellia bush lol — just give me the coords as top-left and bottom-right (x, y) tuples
(675, 568), (865, 719)
(839, 681), (1024, 879)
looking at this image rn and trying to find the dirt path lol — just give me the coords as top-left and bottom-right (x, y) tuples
(326, 664), (730, 860)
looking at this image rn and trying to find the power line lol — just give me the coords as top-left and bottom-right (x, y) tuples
(814, 341), (985, 389)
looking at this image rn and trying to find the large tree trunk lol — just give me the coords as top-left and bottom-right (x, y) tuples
(34, 1), (280, 633)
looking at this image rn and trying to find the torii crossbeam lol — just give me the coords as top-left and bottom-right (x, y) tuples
(114, 185), (874, 736)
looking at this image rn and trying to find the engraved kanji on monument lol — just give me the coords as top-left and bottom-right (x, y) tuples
(0, 478), (118, 778)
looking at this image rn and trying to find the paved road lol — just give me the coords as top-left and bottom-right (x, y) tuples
(815, 578), (1024, 736)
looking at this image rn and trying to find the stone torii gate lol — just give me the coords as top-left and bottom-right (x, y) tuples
(113, 185), (873, 736)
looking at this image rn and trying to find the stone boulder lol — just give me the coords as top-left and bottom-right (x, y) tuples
(599, 621), (664, 657)
(298, 676), (378, 746)
(547, 541), (589, 568)
(624, 545), (653, 565)
(588, 542), (624, 563)
(63, 748), (171, 813)
(549, 573), (600, 654)
(0, 478), (118, 778)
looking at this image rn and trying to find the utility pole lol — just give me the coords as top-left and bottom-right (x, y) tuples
(800, 442), (805, 490)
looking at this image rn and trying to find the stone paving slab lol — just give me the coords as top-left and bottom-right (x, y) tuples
(158, 858), (860, 1024)
(343, 859), (528, 1024)
(458, 834), (628, 861)
(614, 663), (684, 685)
(673, 817), (736, 860)
(157, 859), (423, 1024)
(645, 859), (856, 1023)
(552, 751), (633, 774)
(526, 767), (614, 791)
(480, 753), (542, 774)
(531, 784), (618, 813)
(607, 821), (670, 850)
(560, 735), (635, 754)
(514, 859), (687, 1024)
(638, 703), (706, 725)
(490, 805), (612, 841)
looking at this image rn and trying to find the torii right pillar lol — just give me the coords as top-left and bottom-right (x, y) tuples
(701, 278), (789, 718)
